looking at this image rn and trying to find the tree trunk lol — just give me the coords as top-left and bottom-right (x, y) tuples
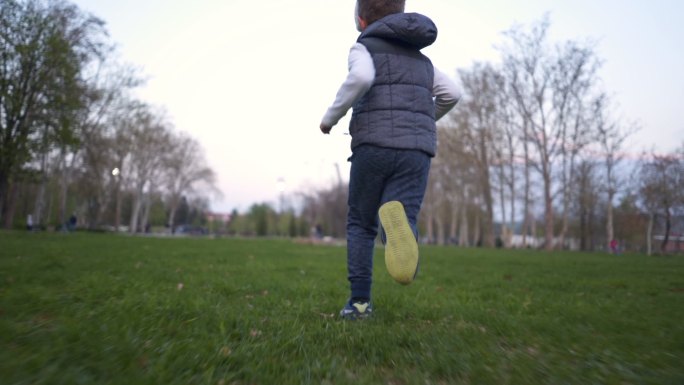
(559, 165), (571, 249)
(114, 179), (122, 231)
(507, 131), (517, 242)
(661, 208), (671, 254)
(0, 170), (7, 224)
(579, 203), (588, 251)
(543, 168), (555, 250)
(449, 204), (459, 245)
(3, 182), (18, 229)
(479, 133), (495, 248)
(473, 211), (481, 247)
(559, 212), (569, 249)
(459, 204), (469, 247)
(435, 214), (445, 246)
(522, 123), (531, 248)
(130, 189), (143, 234)
(168, 204), (178, 234)
(508, 177), (516, 247)
(498, 162), (508, 247)
(130, 199), (141, 234)
(59, 151), (72, 228)
(587, 192), (593, 249)
(530, 211), (538, 248)
(33, 155), (48, 226)
(646, 212), (653, 256)
(45, 186), (54, 229)
(606, 194), (614, 250)
(140, 194), (151, 233)
(94, 192), (109, 230)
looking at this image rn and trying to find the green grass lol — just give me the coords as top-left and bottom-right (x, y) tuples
(1, 231), (683, 385)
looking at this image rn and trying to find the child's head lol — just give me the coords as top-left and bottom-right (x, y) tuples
(355, 0), (405, 31)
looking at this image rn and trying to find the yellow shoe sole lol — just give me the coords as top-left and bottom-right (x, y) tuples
(379, 201), (419, 285)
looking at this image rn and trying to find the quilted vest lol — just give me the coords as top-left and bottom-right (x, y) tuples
(349, 13), (437, 156)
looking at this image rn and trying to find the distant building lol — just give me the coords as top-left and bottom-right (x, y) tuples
(653, 233), (684, 253)
(509, 235), (580, 251)
(652, 214), (684, 253)
(206, 212), (232, 223)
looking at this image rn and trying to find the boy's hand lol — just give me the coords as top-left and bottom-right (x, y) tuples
(320, 123), (332, 134)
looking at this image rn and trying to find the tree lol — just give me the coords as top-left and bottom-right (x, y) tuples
(76, 63), (143, 229)
(125, 105), (171, 233)
(494, 78), (521, 247)
(574, 159), (599, 250)
(500, 16), (603, 250)
(247, 203), (275, 237)
(0, 0), (107, 227)
(592, 96), (638, 249)
(298, 169), (348, 239)
(163, 132), (218, 232)
(422, 150), (450, 245)
(638, 151), (684, 254)
(613, 192), (649, 253)
(456, 63), (503, 248)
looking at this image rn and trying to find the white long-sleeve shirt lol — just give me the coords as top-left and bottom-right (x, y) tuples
(321, 43), (461, 128)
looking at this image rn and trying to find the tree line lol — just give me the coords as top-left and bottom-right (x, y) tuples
(292, 17), (684, 254)
(421, 17), (683, 254)
(3, 2), (681, 253)
(0, 0), (217, 233)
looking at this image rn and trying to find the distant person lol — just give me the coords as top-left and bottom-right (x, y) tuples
(68, 214), (77, 232)
(27, 214), (33, 231)
(320, 0), (460, 320)
(610, 239), (619, 255)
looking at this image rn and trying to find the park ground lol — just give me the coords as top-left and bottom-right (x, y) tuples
(1, 231), (683, 384)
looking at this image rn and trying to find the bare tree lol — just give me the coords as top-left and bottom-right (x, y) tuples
(638, 151), (684, 254)
(125, 106), (171, 233)
(500, 16), (602, 250)
(422, 161), (443, 244)
(164, 132), (218, 233)
(298, 180), (347, 239)
(574, 159), (599, 250)
(455, 63), (503, 247)
(423, 124), (460, 245)
(519, 119), (535, 247)
(433, 115), (481, 247)
(491, 65), (522, 246)
(593, 96), (639, 249)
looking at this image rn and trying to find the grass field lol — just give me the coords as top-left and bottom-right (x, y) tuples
(1, 231), (683, 385)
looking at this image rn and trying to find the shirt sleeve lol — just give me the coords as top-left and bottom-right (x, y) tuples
(433, 67), (461, 121)
(321, 43), (375, 128)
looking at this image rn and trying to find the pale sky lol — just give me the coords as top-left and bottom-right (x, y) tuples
(72, 0), (684, 213)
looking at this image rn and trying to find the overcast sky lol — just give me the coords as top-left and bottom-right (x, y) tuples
(71, 0), (684, 213)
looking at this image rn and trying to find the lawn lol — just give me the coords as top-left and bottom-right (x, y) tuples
(1, 231), (683, 385)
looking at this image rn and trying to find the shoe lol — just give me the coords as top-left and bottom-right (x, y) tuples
(379, 201), (419, 285)
(339, 299), (373, 320)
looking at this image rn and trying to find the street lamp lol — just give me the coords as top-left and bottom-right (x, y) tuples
(112, 167), (121, 231)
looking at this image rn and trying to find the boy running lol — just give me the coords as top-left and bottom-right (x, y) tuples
(320, 0), (460, 319)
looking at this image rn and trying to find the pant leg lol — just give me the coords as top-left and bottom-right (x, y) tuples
(381, 149), (431, 239)
(346, 145), (392, 300)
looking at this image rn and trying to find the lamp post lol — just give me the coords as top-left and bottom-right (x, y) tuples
(112, 167), (121, 231)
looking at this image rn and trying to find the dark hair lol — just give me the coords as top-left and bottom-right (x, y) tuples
(357, 0), (405, 26)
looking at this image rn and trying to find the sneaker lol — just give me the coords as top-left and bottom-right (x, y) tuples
(339, 299), (373, 320)
(379, 201), (419, 285)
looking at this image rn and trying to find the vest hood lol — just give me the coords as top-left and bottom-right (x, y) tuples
(360, 13), (437, 49)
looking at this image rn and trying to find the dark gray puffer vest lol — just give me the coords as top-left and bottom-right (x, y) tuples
(349, 13), (437, 156)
